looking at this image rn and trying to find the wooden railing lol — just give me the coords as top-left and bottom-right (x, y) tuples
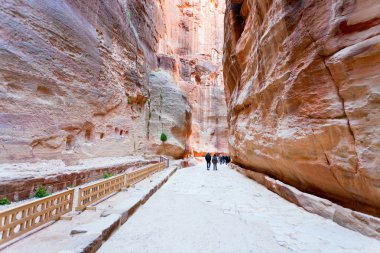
(0, 159), (170, 244)
(0, 188), (74, 244)
(76, 174), (125, 211)
(76, 161), (167, 211)
(160, 156), (169, 167)
(126, 162), (167, 187)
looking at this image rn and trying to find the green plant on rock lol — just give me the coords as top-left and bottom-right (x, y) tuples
(34, 186), (50, 198)
(0, 197), (10, 205)
(103, 173), (114, 179)
(125, 9), (131, 21)
(160, 132), (168, 142)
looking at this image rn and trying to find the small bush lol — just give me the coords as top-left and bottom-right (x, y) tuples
(0, 197), (10, 205)
(160, 133), (168, 142)
(35, 187), (50, 198)
(125, 9), (131, 21)
(103, 173), (114, 179)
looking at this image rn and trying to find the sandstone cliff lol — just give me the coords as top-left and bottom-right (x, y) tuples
(223, 0), (380, 215)
(0, 0), (165, 162)
(158, 0), (228, 155)
(147, 70), (192, 159)
(0, 0), (228, 163)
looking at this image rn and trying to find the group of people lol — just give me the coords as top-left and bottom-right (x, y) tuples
(204, 153), (231, 171)
(219, 155), (231, 165)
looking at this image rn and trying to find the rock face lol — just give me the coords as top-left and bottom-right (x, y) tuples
(158, 0), (229, 155)
(0, 0), (227, 162)
(147, 70), (192, 159)
(0, 0), (164, 162)
(223, 0), (380, 215)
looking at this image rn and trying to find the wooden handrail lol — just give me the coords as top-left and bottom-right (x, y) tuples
(160, 156), (169, 167)
(0, 188), (74, 245)
(76, 174), (125, 211)
(0, 158), (170, 244)
(126, 162), (167, 187)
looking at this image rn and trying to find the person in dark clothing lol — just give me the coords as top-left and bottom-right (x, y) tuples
(212, 154), (218, 171)
(205, 153), (211, 170)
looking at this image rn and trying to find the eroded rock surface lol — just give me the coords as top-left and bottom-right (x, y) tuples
(0, 0), (227, 162)
(158, 0), (228, 155)
(223, 0), (380, 215)
(147, 70), (192, 159)
(0, 0), (164, 162)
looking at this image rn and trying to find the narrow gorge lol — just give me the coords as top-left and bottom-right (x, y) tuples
(1, 0), (380, 251)
(0, 0), (227, 163)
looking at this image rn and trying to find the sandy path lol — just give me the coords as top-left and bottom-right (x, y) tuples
(98, 163), (380, 253)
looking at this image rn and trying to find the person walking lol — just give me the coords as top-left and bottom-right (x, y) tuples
(205, 153), (211, 170)
(212, 154), (218, 171)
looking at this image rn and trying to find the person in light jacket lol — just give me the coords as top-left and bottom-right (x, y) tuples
(212, 154), (218, 171)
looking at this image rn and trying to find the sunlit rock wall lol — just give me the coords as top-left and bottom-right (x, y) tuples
(158, 0), (228, 155)
(0, 0), (192, 163)
(223, 0), (380, 215)
(147, 70), (192, 159)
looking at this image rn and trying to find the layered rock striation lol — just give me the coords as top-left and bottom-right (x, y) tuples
(158, 0), (229, 155)
(0, 0), (228, 163)
(223, 0), (380, 215)
(0, 0), (164, 162)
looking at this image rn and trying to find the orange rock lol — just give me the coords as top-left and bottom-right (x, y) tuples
(158, 0), (229, 155)
(0, 0), (228, 163)
(223, 0), (380, 215)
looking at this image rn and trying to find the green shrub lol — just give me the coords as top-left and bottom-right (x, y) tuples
(34, 187), (50, 198)
(103, 173), (114, 179)
(160, 133), (168, 142)
(0, 197), (10, 205)
(125, 9), (131, 21)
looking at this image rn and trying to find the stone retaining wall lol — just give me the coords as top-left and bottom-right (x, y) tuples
(0, 161), (155, 202)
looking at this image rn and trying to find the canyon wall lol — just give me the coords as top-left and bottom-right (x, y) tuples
(158, 0), (229, 155)
(0, 0), (227, 163)
(0, 0), (164, 163)
(223, 0), (380, 215)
